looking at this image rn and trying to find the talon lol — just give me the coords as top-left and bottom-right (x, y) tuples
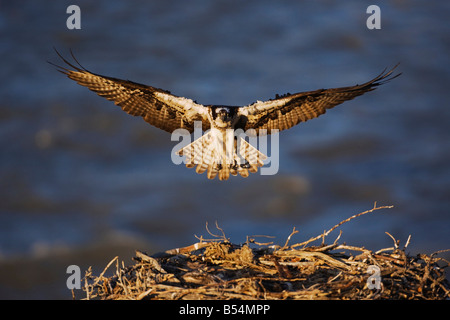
(240, 162), (250, 169)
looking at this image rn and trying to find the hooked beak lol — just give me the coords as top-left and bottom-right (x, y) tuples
(218, 110), (228, 121)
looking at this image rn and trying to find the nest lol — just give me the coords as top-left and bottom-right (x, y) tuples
(78, 204), (449, 300)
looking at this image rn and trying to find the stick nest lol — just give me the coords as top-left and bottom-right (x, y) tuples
(78, 205), (449, 300)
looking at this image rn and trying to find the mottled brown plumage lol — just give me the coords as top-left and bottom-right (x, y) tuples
(238, 66), (400, 134)
(51, 50), (210, 133)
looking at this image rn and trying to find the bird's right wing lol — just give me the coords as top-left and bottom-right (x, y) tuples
(50, 50), (210, 133)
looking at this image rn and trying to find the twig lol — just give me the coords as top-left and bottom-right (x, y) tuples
(93, 256), (118, 287)
(246, 234), (275, 247)
(385, 232), (399, 249)
(315, 231), (343, 252)
(214, 221), (227, 240)
(292, 203), (393, 248)
(375, 247), (396, 254)
(282, 227), (299, 249)
(431, 248), (450, 257)
(403, 235), (412, 250)
(136, 288), (153, 300)
(205, 221), (228, 242)
(135, 250), (167, 273)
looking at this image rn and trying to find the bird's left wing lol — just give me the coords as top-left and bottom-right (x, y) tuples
(237, 65), (400, 134)
(50, 50), (210, 133)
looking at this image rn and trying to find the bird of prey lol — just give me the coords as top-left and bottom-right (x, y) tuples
(51, 50), (400, 180)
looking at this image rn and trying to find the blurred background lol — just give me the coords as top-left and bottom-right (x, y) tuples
(0, 0), (449, 299)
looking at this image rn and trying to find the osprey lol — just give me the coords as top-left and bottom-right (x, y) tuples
(51, 50), (400, 180)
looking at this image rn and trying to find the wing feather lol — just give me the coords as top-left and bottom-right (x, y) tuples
(238, 64), (401, 134)
(50, 49), (210, 133)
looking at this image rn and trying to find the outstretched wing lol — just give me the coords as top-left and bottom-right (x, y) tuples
(50, 50), (210, 133)
(237, 65), (401, 134)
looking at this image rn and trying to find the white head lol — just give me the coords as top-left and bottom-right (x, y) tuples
(211, 106), (234, 128)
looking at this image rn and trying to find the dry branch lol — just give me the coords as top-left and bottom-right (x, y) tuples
(78, 205), (449, 300)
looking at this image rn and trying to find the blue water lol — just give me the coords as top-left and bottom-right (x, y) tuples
(0, 0), (449, 298)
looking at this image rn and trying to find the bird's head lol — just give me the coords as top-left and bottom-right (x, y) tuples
(212, 106), (233, 128)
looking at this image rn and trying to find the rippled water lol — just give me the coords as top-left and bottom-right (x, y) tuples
(0, 0), (449, 298)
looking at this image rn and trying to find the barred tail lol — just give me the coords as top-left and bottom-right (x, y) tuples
(176, 134), (267, 180)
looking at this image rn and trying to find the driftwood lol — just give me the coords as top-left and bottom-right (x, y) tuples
(78, 204), (449, 300)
